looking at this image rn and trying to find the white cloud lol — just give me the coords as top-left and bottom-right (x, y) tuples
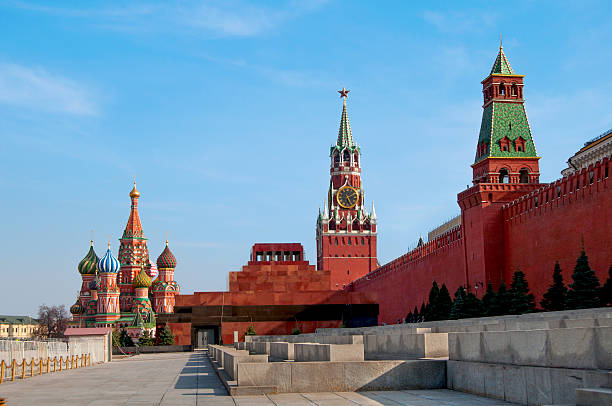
(5, 0), (329, 38)
(0, 63), (97, 115)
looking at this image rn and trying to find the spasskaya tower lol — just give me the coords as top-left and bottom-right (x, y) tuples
(316, 88), (378, 289)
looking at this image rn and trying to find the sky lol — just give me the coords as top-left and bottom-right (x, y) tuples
(1, 0), (611, 316)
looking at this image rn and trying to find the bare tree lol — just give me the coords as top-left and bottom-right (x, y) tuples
(35, 304), (70, 339)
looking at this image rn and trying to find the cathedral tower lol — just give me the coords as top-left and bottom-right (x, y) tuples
(118, 183), (150, 313)
(95, 244), (121, 325)
(152, 241), (180, 314)
(316, 89), (377, 289)
(459, 45), (543, 293)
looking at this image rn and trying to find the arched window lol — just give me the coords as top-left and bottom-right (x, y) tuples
(348, 238), (352, 246)
(519, 169), (529, 184)
(334, 237), (338, 246)
(499, 169), (509, 183)
(353, 153), (359, 166)
(511, 83), (518, 96)
(499, 82), (505, 95)
(333, 152), (340, 165)
(343, 150), (350, 164)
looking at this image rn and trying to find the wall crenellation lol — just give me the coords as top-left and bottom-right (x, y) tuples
(503, 154), (610, 221)
(350, 225), (463, 289)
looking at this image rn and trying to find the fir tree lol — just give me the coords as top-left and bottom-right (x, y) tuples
(509, 270), (536, 314)
(119, 328), (134, 347)
(566, 249), (601, 309)
(245, 323), (257, 336)
(540, 261), (567, 311)
(158, 324), (175, 345)
(419, 302), (426, 322)
(463, 292), (485, 318)
(482, 282), (497, 316)
(598, 265), (612, 307)
(406, 311), (413, 323)
(488, 281), (511, 316)
(138, 330), (154, 346)
(412, 306), (419, 323)
(437, 284), (453, 321)
(425, 281), (440, 321)
(450, 286), (467, 319)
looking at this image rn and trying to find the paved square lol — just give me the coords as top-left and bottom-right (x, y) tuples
(0, 351), (519, 405)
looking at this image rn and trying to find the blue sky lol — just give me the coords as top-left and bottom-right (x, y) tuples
(1, 1), (611, 316)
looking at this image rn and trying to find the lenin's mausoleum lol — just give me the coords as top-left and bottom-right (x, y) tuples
(71, 45), (612, 346)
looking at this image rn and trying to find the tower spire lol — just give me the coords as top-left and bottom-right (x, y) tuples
(336, 87), (354, 149)
(123, 182), (144, 239)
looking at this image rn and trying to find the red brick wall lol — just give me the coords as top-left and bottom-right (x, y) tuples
(349, 155), (611, 323)
(504, 157), (612, 301)
(350, 227), (466, 324)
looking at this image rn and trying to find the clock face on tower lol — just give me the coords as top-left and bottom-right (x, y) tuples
(337, 186), (359, 209)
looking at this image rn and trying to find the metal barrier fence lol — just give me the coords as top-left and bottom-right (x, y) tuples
(0, 353), (91, 384)
(0, 340), (69, 365)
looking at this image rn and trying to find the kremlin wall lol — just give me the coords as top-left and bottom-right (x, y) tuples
(70, 45), (612, 347)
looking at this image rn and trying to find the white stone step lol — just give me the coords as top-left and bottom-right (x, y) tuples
(576, 387), (612, 406)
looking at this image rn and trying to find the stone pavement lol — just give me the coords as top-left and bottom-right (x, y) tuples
(0, 350), (520, 405)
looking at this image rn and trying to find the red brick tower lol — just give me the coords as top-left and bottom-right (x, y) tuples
(458, 44), (544, 294)
(118, 183), (150, 313)
(317, 88), (377, 289)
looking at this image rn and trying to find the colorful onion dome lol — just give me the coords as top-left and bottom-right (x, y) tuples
(133, 266), (152, 288)
(97, 244), (120, 273)
(147, 258), (158, 279)
(88, 276), (100, 290)
(70, 300), (83, 315)
(78, 241), (99, 275)
(157, 241), (177, 269)
(129, 182), (140, 198)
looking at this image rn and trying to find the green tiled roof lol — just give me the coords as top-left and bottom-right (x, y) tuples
(330, 100), (360, 155)
(490, 47), (515, 75)
(336, 100), (354, 149)
(475, 102), (537, 163)
(0, 315), (38, 324)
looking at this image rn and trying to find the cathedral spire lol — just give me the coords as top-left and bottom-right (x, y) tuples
(123, 182), (144, 239)
(336, 87), (354, 149)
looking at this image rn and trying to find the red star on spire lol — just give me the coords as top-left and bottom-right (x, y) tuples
(338, 87), (350, 98)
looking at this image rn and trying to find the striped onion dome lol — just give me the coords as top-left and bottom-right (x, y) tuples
(132, 267), (152, 288)
(70, 300), (83, 315)
(156, 241), (177, 269)
(147, 258), (158, 279)
(78, 241), (99, 275)
(97, 245), (120, 273)
(88, 276), (100, 291)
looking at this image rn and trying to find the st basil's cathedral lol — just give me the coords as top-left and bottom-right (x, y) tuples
(69, 183), (180, 342)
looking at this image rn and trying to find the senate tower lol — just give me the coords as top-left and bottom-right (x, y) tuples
(316, 88), (378, 289)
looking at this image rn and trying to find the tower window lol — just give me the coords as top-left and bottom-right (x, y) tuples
(361, 237), (365, 245)
(499, 83), (505, 95)
(334, 152), (340, 165)
(334, 237), (338, 246)
(589, 171), (594, 184)
(519, 169), (529, 184)
(354, 153), (359, 165)
(348, 238), (352, 245)
(343, 150), (350, 164)
(499, 169), (509, 183)
(511, 84), (518, 96)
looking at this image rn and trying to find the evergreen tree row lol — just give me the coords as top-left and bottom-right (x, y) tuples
(405, 248), (612, 323)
